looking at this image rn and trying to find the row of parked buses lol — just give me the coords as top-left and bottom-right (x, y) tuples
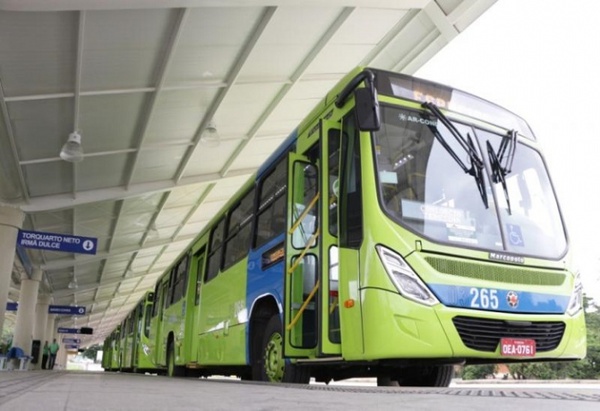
(102, 67), (585, 386)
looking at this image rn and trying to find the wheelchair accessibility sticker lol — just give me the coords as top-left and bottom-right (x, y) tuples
(507, 224), (524, 247)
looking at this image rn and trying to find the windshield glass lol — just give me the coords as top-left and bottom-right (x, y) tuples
(373, 105), (566, 259)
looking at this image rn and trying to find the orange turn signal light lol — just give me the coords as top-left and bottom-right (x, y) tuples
(344, 299), (355, 308)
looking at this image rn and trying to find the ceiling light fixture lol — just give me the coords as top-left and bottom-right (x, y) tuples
(68, 273), (78, 289)
(60, 131), (84, 162)
(200, 121), (220, 147)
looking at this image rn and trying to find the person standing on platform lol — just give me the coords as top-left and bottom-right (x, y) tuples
(48, 339), (59, 370)
(41, 341), (49, 369)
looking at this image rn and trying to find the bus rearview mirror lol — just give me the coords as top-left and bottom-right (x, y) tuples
(354, 87), (381, 132)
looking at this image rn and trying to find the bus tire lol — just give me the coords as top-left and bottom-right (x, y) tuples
(377, 376), (399, 387)
(166, 340), (186, 377)
(166, 341), (175, 377)
(397, 365), (454, 387)
(255, 314), (309, 384)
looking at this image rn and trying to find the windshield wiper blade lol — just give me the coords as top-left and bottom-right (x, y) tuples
(422, 102), (484, 170)
(487, 140), (511, 214)
(422, 102), (488, 208)
(487, 129), (517, 215)
(497, 129), (517, 175)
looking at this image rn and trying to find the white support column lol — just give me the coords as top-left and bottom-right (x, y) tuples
(0, 206), (24, 338)
(12, 268), (42, 366)
(45, 314), (56, 345)
(33, 294), (51, 369)
(57, 343), (68, 370)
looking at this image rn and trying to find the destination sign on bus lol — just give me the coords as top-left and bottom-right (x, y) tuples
(372, 69), (535, 140)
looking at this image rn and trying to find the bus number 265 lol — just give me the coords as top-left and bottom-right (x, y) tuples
(469, 288), (499, 309)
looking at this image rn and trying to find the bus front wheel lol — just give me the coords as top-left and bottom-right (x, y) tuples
(379, 365), (454, 387)
(254, 314), (309, 384)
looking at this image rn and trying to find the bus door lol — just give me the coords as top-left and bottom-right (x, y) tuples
(131, 302), (142, 370)
(284, 120), (342, 358)
(319, 122), (342, 355)
(156, 278), (170, 366)
(187, 246), (206, 365)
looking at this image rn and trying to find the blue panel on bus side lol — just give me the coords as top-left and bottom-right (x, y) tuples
(246, 233), (286, 311)
(245, 234), (286, 363)
(428, 283), (569, 314)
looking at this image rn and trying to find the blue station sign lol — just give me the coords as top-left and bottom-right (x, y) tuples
(6, 304), (86, 315)
(63, 338), (81, 344)
(49, 305), (86, 315)
(5, 302), (18, 311)
(64, 344), (79, 350)
(17, 229), (97, 255)
(57, 327), (80, 334)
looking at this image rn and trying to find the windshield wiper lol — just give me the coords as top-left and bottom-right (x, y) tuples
(422, 102), (488, 208)
(487, 129), (517, 214)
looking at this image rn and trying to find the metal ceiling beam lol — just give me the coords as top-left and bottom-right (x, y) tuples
(76, 288), (148, 310)
(40, 232), (197, 271)
(19, 167), (254, 212)
(0, 78), (30, 202)
(168, 183), (215, 244)
(92, 199), (124, 304)
(0, 1), (431, 12)
(220, 6), (356, 177)
(52, 269), (160, 298)
(423, 1), (459, 42)
(359, 9), (419, 67)
(68, 10), (86, 197)
(124, 8), (190, 189)
(174, 6), (277, 183)
(4, 82), (225, 102)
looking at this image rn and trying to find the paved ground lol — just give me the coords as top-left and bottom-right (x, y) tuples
(0, 370), (599, 411)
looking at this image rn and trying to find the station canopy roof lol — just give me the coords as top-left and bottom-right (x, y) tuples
(0, 0), (496, 346)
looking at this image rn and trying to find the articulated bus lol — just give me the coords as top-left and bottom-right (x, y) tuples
(104, 67), (585, 386)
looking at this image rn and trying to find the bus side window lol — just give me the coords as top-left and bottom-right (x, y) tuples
(206, 218), (225, 282)
(223, 188), (256, 269)
(255, 159), (287, 248)
(171, 255), (189, 304)
(151, 283), (160, 318)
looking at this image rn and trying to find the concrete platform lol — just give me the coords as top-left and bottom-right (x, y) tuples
(1, 370), (599, 411)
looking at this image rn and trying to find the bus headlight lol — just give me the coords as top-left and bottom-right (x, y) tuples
(567, 272), (583, 316)
(376, 245), (439, 306)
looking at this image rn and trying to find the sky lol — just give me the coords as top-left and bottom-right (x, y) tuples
(416, 0), (600, 299)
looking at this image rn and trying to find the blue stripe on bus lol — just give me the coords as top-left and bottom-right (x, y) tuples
(245, 234), (286, 362)
(428, 283), (569, 314)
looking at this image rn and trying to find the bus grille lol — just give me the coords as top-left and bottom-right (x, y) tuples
(425, 257), (566, 286)
(452, 316), (565, 353)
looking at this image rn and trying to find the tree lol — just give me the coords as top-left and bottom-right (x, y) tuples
(82, 344), (102, 362)
(462, 296), (599, 380)
(507, 296), (599, 379)
(461, 364), (496, 380)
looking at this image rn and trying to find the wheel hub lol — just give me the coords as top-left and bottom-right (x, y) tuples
(264, 332), (285, 382)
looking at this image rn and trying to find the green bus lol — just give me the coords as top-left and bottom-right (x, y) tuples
(104, 67), (586, 386)
(102, 291), (154, 373)
(101, 326), (120, 371)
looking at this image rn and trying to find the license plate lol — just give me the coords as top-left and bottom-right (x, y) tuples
(500, 338), (536, 357)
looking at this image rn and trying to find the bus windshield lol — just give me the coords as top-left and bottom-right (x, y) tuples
(373, 105), (566, 259)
